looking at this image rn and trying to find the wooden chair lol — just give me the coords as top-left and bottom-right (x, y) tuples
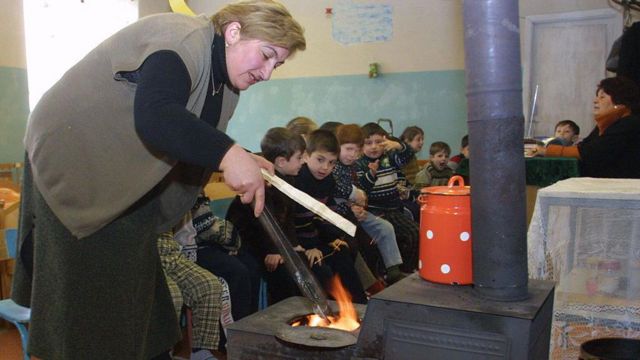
(0, 183), (20, 231)
(0, 163), (23, 190)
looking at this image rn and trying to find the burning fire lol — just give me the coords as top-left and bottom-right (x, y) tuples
(291, 275), (360, 331)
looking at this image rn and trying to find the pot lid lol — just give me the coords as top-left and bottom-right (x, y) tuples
(421, 175), (470, 196)
(275, 326), (357, 349)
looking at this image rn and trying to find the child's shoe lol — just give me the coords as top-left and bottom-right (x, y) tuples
(365, 279), (386, 297)
(385, 265), (407, 285)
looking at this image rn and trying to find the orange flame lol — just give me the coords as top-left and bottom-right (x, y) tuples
(291, 275), (360, 331)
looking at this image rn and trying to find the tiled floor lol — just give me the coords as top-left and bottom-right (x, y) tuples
(0, 325), (23, 360)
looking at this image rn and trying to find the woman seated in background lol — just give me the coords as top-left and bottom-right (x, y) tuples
(530, 76), (640, 179)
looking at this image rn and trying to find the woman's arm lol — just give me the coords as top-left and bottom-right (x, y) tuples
(133, 50), (234, 169)
(134, 51), (269, 214)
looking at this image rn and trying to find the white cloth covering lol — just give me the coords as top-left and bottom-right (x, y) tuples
(527, 177), (640, 359)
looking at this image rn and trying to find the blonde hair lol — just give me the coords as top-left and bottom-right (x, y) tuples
(286, 116), (318, 139)
(211, 0), (306, 57)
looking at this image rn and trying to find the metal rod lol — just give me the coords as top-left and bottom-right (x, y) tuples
(526, 84), (539, 138)
(257, 203), (333, 320)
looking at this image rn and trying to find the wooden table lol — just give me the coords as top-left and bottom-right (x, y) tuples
(456, 157), (580, 187)
(456, 157), (580, 225)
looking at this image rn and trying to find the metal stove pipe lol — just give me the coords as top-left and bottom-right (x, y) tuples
(463, 0), (528, 300)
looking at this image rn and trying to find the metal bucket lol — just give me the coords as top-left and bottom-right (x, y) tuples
(417, 176), (472, 285)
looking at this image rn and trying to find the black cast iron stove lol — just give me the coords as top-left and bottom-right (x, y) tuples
(228, 1), (557, 358)
(226, 296), (367, 359)
(226, 275), (553, 360)
(355, 275), (554, 359)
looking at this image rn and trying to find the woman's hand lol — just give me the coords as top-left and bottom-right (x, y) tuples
(264, 254), (283, 272)
(219, 144), (274, 217)
(250, 153), (275, 176)
(305, 248), (323, 266)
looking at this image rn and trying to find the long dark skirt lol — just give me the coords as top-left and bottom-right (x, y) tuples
(12, 161), (180, 360)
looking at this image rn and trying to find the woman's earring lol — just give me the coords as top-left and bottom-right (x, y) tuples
(614, 105), (619, 109)
(225, 42), (229, 48)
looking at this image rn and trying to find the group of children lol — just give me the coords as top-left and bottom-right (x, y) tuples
(158, 117), (483, 359)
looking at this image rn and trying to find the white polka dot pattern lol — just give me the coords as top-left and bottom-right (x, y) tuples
(441, 264), (451, 274)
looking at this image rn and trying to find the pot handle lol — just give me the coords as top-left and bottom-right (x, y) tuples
(447, 175), (465, 188)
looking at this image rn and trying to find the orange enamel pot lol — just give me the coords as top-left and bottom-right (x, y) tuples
(417, 175), (472, 285)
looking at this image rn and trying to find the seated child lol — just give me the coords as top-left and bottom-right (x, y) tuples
(448, 134), (469, 171)
(319, 121), (344, 133)
(415, 141), (453, 188)
(399, 125), (425, 185)
(547, 120), (580, 146)
(333, 124), (406, 284)
(320, 123), (391, 292)
(286, 116), (318, 143)
(158, 227), (224, 360)
(226, 127), (307, 305)
(355, 122), (420, 273)
(398, 126), (425, 220)
(294, 129), (368, 303)
(190, 195), (261, 322)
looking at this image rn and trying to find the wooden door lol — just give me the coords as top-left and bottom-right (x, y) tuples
(523, 9), (622, 139)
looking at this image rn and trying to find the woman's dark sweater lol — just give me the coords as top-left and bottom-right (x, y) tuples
(578, 114), (640, 178)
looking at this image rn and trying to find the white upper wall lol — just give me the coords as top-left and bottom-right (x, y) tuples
(1, 0), (26, 68)
(186, 0), (464, 78)
(3, 0), (630, 73)
(180, 0), (625, 79)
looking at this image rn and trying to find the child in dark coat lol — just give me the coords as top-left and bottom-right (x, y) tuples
(294, 129), (368, 303)
(226, 127), (307, 305)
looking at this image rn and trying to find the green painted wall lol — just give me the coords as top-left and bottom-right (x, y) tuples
(0, 67), (467, 163)
(0, 66), (29, 163)
(227, 70), (468, 159)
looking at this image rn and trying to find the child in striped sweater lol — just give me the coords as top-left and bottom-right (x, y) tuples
(332, 124), (406, 284)
(355, 123), (419, 273)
